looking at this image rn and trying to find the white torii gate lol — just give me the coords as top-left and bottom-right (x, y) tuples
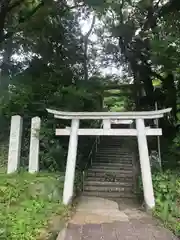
(47, 108), (171, 209)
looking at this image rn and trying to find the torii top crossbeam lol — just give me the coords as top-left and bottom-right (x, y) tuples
(47, 108), (171, 120)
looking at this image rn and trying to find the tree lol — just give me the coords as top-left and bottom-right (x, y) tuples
(0, 0), (104, 170)
(0, 0), (46, 92)
(82, 0), (180, 115)
(0, 0), (45, 45)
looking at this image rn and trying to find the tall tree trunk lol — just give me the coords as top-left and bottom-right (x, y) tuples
(0, 38), (13, 92)
(82, 15), (95, 81)
(0, 0), (10, 43)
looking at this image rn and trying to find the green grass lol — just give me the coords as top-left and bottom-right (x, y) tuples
(0, 144), (8, 171)
(0, 171), (70, 240)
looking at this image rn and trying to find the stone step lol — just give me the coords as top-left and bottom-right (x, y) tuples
(84, 180), (133, 187)
(95, 156), (133, 160)
(97, 154), (132, 157)
(95, 159), (133, 163)
(93, 163), (133, 167)
(100, 139), (128, 144)
(98, 147), (130, 150)
(96, 155), (133, 159)
(99, 145), (129, 148)
(100, 137), (122, 140)
(95, 157), (133, 163)
(92, 162), (133, 168)
(93, 160), (133, 164)
(84, 185), (133, 192)
(98, 143), (131, 149)
(100, 139), (124, 143)
(93, 161), (133, 166)
(96, 151), (132, 155)
(88, 168), (133, 173)
(83, 191), (135, 199)
(90, 166), (133, 171)
(86, 176), (134, 182)
(87, 170), (133, 178)
(98, 150), (131, 152)
(98, 148), (130, 151)
(99, 143), (125, 146)
(96, 151), (133, 158)
(96, 155), (133, 158)
(99, 145), (126, 148)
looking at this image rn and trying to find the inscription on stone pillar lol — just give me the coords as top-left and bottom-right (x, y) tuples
(29, 117), (41, 173)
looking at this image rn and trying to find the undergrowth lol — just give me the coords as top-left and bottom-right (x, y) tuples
(152, 170), (180, 236)
(0, 144), (8, 170)
(0, 171), (70, 240)
(139, 170), (180, 236)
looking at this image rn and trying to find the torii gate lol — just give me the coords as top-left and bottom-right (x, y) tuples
(47, 108), (171, 210)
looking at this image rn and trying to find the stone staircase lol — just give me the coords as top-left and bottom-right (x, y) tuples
(83, 137), (136, 200)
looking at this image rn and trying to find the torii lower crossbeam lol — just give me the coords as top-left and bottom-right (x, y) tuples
(56, 128), (162, 136)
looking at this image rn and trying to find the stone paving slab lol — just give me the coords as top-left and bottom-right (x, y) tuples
(57, 196), (179, 240)
(62, 221), (178, 240)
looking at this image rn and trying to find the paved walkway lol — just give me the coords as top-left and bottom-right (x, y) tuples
(57, 196), (178, 240)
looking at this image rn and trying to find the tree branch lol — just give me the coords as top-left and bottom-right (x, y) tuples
(159, 0), (180, 16)
(7, 0), (26, 12)
(84, 15), (96, 39)
(61, 0), (85, 10)
(154, 0), (162, 10)
(0, 0), (11, 42)
(2, 1), (44, 43)
(69, 3), (85, 9)
(119, 0), (125, 23)
(142, 0), (180, 32)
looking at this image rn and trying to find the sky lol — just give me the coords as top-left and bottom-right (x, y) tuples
(79, 13), (121, 77)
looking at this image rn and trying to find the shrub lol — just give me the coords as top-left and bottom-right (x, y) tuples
(0, 144), (8, 170)
(139, 170), (180, 236)
(152, 170), (180, 236)
(0, 171), (69, 240)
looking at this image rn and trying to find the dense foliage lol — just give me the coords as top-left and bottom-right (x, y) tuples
(153, 171), (180, 236)
(139, 170), (180, 236)
(0, 0), (104, 171)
